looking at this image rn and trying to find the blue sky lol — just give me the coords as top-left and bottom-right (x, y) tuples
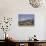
(19, 14), (34, 21)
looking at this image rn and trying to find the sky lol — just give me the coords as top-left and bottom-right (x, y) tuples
(18, 14), (34, 21)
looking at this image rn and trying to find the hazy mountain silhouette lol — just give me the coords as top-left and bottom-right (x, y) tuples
(19, 19), (34, 26)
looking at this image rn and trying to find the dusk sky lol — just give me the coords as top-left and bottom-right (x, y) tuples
(19, 14), (34, 21)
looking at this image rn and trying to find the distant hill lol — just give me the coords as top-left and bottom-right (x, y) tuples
(18, 19), (34, 26)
